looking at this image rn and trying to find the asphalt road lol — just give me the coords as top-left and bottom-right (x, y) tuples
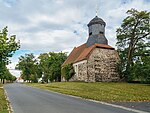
(4, 83), (140, 113)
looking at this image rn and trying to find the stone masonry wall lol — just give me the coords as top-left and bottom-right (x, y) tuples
(77, 62), (87, 81)
(70, 61), (87, 81)
(87, 48), (120, 82)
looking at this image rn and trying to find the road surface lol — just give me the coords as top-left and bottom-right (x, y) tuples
(4, 83), (139, 113)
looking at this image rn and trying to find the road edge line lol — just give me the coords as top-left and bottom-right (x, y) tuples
(85, 99), (148, 113)
(4, 88), (13, 113)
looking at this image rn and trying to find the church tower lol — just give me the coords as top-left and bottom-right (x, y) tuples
(86, 16), (108, 47)
(62, 13), (120, 82)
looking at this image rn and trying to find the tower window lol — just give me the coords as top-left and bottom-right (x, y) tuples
(99, 31), (104, 34)
(89, 32), (92, 36)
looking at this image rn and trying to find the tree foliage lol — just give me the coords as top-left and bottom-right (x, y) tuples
(0, 26), (20, 83)
(16, 52), (67, 83)
(16, 53), (41, 83)
(38, 52), (67, 82)
(130, 56), (150, 83)
(5, 68), (17, 82)
(0, 26), (20, 64)
(61, 64), (75, 81)
(116, 9), (150, 82)
(0, 64), (16, 83)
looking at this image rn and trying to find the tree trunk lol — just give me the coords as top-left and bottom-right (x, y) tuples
(2, 79), (5, 84)
(0, 78), (2, 83)
(126, 36), (135, 81)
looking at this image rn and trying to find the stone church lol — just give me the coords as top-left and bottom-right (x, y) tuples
(62, 16), (120, 82)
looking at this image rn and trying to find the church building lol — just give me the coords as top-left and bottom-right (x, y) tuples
(62, 16), (120, 82)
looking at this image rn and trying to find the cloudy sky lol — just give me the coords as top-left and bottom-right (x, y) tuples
(0, 0), (150, 77)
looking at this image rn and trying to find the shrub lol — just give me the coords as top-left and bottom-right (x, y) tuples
(61, 64), (75, 81)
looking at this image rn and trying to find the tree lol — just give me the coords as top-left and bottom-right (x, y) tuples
(38, 53), (50, 83)
(17, 52), (67, 83)
(16, 53), (40, 83)
(0, 26), (20, 83)
(5, 69), (17, 82)
(0, 62), (6, 83)
(38, 52), (67, 83)
(130, 56), (150, 83)
(116, 9), (150, 81)
(48, 52), (67, 82)
(0, 65), (17, 83)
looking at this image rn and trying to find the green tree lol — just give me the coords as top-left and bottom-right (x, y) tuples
(0, 26), (20, 83)
(17, 52), (67, 83)
(5, 69), (16, 82)
(48, 52), (67, 82)
(130, 56), (150, 83)
(116, 9), (150, 81)
(38, 53), (50, 83)
(38, 52), (67, 83)
(0, 65), (17, 83)
(0, 62), (6, 83)
(16, 53), (40, 83)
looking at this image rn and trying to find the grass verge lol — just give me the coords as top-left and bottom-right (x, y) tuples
(26, 82), (150, 102)
(0, 84), (9, 113)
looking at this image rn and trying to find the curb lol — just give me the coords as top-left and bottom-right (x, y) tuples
(25, 84), (148, 113)
(85, 99), (148, 113)
(4, 89), (13, 113)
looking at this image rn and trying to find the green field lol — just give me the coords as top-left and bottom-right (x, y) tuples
(0, 84), (8, 113)
(26, 82), (150, 102)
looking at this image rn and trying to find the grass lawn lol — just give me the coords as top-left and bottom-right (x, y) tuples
(0, 84), (8, 113)
(26, 82), (150, 102)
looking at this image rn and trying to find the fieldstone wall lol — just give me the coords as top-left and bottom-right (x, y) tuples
(70, 61), (87, 81)
(77, 62), (87, 81)
(87, 48), (120, 82)
(68, 48), (119, 82)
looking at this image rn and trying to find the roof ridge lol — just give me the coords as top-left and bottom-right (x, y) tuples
(62, 43), (115, 66)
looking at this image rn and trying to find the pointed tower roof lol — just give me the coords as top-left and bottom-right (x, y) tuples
(86, 15), (108, 47)
(87, 16), (106, 27)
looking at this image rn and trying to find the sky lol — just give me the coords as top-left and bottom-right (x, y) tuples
(0, 0), (150, 77)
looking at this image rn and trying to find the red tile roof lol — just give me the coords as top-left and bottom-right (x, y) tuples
(62, 43), (114, 66)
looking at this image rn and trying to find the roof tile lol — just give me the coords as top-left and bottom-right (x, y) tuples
(62, 43), (114, 66)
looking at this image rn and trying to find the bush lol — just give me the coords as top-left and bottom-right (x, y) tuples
(61, 64), (75, 81)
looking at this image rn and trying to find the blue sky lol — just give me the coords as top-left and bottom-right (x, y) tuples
(0, 0), (150, 77)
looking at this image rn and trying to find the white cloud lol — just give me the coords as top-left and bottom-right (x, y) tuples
(9, 69), (21, 78)
(7, 61), (21, 77)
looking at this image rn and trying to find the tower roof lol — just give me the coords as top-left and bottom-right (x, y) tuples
(86, 34), (108, 47)
(87, 16), (106, 27)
